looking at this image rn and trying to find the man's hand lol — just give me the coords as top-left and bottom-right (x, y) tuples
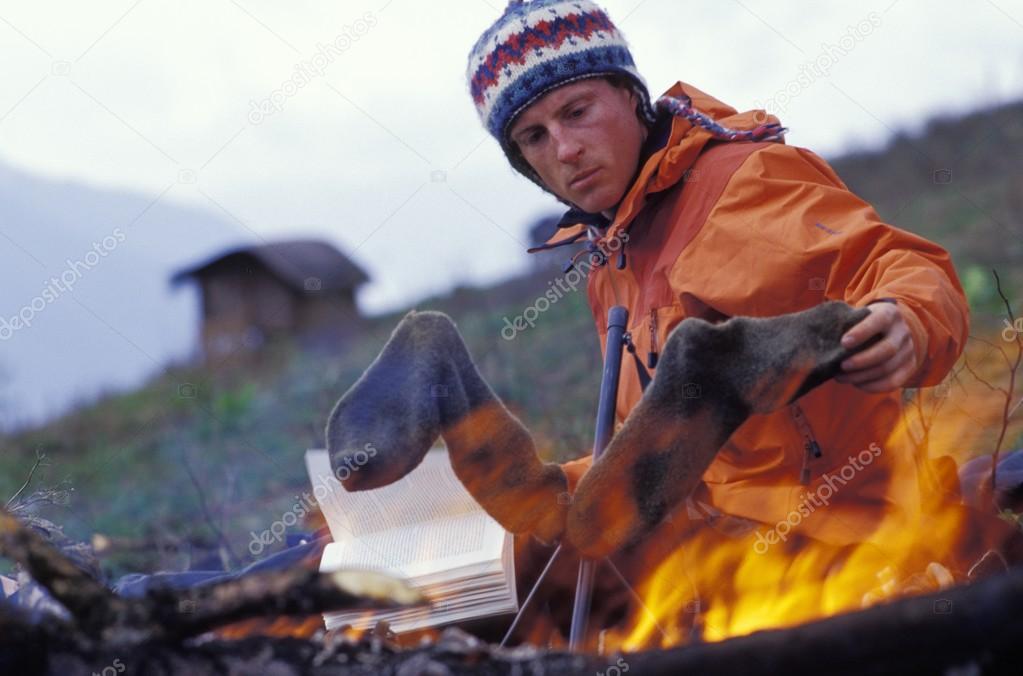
(835, 301), (917, 393)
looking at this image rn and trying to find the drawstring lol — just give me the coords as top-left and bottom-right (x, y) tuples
(562, 247), (593, 274)
(623, 331), (652, 392)
(527, 228), (588, 254)
(562, 227), (611, 272)
(656, 94), (788, 143)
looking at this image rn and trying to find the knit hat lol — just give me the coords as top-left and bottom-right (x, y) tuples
(467, 0), (655, 183)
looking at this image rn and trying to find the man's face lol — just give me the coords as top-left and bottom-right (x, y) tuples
(509, 78), (648, 214)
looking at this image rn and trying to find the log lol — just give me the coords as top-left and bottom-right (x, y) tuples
(2, 566), (1022, 674)
(0, 508), (419, 646)
(614, 563), (1023, 676)
(6, 507), (1023, 674)
(153, 567), (422, 641)
(0, 508), (126, 637)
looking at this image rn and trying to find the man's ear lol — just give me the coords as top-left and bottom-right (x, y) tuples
(631, 91), (650, 142)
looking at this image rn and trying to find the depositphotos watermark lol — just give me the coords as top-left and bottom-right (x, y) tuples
(1, 228), (127, 341)
(596, 657), (631, 676)
(753, 442), (882, 554)
(1003, 318), (1023, 342)
(248, 443), (377, 556)
(92, 659), (125, 676)
(753, 11), (882, 123)
(501, 232), (630, 340)
(248, 13), (378, 125)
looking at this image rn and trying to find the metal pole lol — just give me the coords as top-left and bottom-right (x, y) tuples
(499, 544), (564, 648)
(568, 305), (629, 651)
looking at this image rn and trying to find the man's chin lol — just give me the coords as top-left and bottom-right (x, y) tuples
(570, 189), (622, 215)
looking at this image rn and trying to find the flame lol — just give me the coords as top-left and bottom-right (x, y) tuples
(610, 488), (968, 651)
(215, 615), (325, 640)
(591, 327), (1022, 652)
(215, 329), (1020, 651)
(214, 611), (441, 648)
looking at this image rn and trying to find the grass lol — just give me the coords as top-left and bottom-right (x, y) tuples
(2, 98), (1022, 581)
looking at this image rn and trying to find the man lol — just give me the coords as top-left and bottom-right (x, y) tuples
(466, 0), (969, 552)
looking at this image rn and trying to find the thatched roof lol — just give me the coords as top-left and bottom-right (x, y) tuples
(172, 239), (369, 292)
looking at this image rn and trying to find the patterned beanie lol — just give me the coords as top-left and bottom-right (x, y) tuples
(467, 0), (656, 187)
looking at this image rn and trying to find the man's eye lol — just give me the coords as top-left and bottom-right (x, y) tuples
(524, 130), (545, 146)
(569, 106), (587, 118)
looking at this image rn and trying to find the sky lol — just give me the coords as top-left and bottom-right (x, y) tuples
(2, 0), (1023, 313)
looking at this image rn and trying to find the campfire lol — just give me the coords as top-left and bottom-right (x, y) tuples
(2, 319), (1021, 675)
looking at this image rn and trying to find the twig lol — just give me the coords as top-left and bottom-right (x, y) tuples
(966, 334), (1012, 371)
(1010, 395), (1023, 420)
(988, 270), (1022, 502)
(962, 351), (1004, 395)
(995, 269), (1019, 325)
(180, 449), (240, 569)
(220, 466), (238, 556)
(4, 450), (47, 510)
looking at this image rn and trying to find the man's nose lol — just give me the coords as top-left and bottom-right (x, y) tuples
(551, 126), (583, 163)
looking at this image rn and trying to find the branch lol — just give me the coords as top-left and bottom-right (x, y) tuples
(962, 349), (1005, 395)
(154, 567), (423, 641)
(4, 451), (47, 510)
(180, 449), (240, 569)
(989, 269), (1023, 503)
(967, 334), (1012, 371)
(0, 507), (420, 645)
(1010, 395), (1023, 421)
(0, 508), (126, 638)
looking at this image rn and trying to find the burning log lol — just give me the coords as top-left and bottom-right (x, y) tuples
(0, 507), (419, 660)
(0, 508), (120, 637)
(601, 565), (1023, 675)
(149, 567), (423, 642)
(3, 564), (1023, 674)
(5, 502), (1023, 674)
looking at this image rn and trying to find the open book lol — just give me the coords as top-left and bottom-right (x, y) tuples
(304, 448), (517, 632)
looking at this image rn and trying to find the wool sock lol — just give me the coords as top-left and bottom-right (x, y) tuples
(325, 310), (568, 543)
(567, 301), (874, 558)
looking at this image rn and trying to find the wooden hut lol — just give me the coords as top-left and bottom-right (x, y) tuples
(172, 239), (369, 362)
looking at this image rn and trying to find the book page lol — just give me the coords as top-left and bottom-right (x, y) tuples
(308, 447), (518, 631)
(319, 512), (507, 579)
(324, 531), (517, 633)
(305, 448), (480, 541)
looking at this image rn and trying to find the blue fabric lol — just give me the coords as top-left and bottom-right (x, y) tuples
(112, 535), (328, 598)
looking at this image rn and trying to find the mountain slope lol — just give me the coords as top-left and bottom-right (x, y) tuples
(0, 161), (245, 426)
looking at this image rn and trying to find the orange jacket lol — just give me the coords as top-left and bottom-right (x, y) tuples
(541, 81), (970, 545)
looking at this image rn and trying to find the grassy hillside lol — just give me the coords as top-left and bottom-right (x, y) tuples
(2, 99), (1021, 579)
(0, 274), (603, 576)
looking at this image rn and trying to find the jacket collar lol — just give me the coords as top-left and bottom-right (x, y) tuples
(534, 80), (780, 252)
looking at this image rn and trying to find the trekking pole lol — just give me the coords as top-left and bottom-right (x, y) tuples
(568, 305), (629, 651)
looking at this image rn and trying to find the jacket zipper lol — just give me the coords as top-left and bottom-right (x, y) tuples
(647, 309), (659, 369)
(790, 402), (822, 485)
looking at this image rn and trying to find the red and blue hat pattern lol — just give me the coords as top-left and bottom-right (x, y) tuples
(467, 0), (651, 142)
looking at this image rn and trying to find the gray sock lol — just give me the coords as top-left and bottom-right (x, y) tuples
(568, 301), (874, 557)
(326, 311), (568, 543)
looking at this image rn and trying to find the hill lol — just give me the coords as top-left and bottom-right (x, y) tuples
(1, 99), (1021, 578)
(0, 160), (245, 427)
(829, 98), (1023, 315)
